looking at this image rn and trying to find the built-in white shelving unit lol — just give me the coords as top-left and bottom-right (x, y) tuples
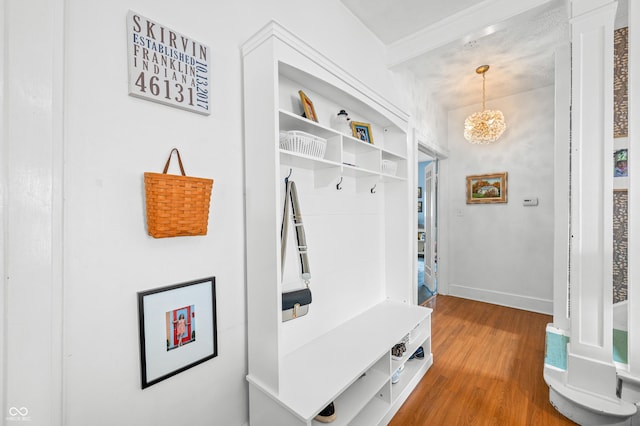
(242, 21), (432, 426)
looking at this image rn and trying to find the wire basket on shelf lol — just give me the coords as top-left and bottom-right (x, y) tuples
(279, 130), (327, 159)
(382, 159), (398, 176)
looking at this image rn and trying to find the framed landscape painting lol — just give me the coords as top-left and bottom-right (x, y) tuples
(466, 172), (508, 204)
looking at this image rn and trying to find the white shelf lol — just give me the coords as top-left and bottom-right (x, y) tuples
(382, 150), (407, 161)
(280, 109), (341, 139)
(391, 328), (430, 369)
(341, 163), (379, 178)
(349, 394), (390, 426)
(311, 369), (388, 426)
(391, 347), (432, 398)
(243, 21), (429, 426)
(275, 300), (430, 421)
(342, 134), (380, 154)
(380, 172), (405, 182)
(277, 62), (400, 131)
(280, 149), (341, 170)
(279, 110), (407, 181)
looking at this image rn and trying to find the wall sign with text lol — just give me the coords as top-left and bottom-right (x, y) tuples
(127, 11), (211, 115)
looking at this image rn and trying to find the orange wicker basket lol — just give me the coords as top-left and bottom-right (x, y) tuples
(144, 148), (214, 238)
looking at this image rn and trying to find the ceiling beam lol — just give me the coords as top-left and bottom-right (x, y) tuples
(386, 0), (559, 68)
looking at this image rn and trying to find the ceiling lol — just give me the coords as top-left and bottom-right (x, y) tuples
(340, 0), (487, 45)
(341, 0), (628, 111)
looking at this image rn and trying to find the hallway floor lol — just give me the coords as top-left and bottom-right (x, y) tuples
(390, 296), (577, 425)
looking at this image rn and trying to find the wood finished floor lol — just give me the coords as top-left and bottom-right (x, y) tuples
(389, 295), (577, 426)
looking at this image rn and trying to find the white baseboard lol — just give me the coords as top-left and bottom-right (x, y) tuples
(449, 284), (553, 315)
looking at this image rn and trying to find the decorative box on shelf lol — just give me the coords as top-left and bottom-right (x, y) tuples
(279, 130), (327, 159)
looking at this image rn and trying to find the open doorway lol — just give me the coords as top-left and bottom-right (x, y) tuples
(417, 147), (437, 305)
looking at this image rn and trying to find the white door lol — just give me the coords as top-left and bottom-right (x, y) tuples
(423, 162), (436, 292)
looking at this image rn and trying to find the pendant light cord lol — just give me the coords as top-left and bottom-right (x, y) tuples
(482, 72), (486, 111)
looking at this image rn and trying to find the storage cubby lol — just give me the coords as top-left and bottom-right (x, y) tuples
(243, 21), (432, 426)
(278, 108), (407, 186)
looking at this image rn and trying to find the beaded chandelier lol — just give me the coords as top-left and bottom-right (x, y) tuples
(464, 65), (506, 144)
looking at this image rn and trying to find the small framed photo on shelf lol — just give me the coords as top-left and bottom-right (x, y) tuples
(138, 276), (218, 389)
(350, 121), (373, 144)
(466, 172), (508, 204)
(298, 90), (318, 122)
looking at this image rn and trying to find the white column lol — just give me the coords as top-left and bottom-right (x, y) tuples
(2, 0), (65, 424)
(567, 0), (618, 397)
(553, 43), (571, 330)
(627, 0), (640, 378)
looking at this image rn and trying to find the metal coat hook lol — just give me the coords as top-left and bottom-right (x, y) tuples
(285, 168), (293, 183)
(370, 184), (377, 194)
(336, 176), (343, 190)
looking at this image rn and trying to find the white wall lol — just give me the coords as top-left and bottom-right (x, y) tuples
(1, 1), (404, 425)
(405, 71), (449, 151)
(444, 86), (556, 314)
(2, 1), (65, 424)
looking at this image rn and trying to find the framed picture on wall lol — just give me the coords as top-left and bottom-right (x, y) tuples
(614, 148), (628, 177)
(350, 121), (374, 144)
(466, 172), (508, 204)
(138, 276), (218, 389)
(298, 90), (318, 122)
(418, 201), (423, 213)
(418, 186), (423, 198)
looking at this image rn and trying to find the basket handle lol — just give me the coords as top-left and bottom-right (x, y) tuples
(162, 148), (186, 176)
